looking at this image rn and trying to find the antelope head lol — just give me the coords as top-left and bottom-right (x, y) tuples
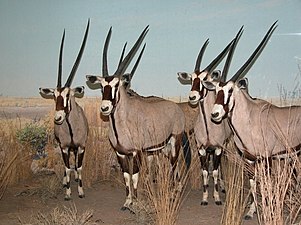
(39, 20), (89, 124)
(86, 26), (148, 116)
(207, 21), (278, 123)
(177, 27), (244, 106)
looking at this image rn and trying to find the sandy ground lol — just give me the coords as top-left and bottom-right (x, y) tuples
(0, 178), (259, 225)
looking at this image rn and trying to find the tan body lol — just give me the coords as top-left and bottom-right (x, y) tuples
(229, 87), (301, 159)
(109, 86), (185, 155)
(54, 97), (88, 149)
(194, 91), (232, 148)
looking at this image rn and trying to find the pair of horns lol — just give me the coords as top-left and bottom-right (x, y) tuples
(102, 26), (149, 77)
(228, 21), (278, 82)
(57, 19), (90, 88)
(193, 21), (277, 83)
(194, 35), (235, 75)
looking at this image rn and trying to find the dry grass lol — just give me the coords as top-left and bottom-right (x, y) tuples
(19, 203), (94, 225)
(0, 119), (33, 199)
(2, 96), (301, 225)
(140, 151), (190, 225)
(0, 97), (52, 107)
(254, 153), (301, 225)
(221, 140), (248, 225)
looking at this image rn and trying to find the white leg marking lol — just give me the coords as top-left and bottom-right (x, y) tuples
(198, 148), (206, 156)
(245, 178), (257, 219)
(212, 169), (221, 204)
(202, 169), (209, 203)
(77, 166), (84, 198)
(170, 136), (176, 158)
(215, 147), (222, 156)
(123, 172), (132, 208)
(132, 172), (139, 197)
(65, 167), (72, 200)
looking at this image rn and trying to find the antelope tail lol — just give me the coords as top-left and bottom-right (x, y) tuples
(182, 131), (191, 170)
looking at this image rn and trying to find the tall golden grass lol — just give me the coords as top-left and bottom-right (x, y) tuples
(1, 96), (301, 225)
(0, 119), (33, 199)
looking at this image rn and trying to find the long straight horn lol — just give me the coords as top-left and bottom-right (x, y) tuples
(102, 27), (112, 77)
(57, 30), (65, 88)
(203, 38), (234, 74)
(230, 21), (278, 82)
(114, 25), (149, 76)
(221, 26), (244, 82)
(194, 39), (209, 73)
(130, 43), (146, 78)
(65, 19), (90, 87)
(118, 42), (127, 68)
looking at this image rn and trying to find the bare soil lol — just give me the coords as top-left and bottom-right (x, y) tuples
(0, 179), (258, 225)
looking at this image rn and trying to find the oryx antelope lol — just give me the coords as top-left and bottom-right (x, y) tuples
(39, 21), (89, 200)
(177, 27), (243, 205)
(204, 21), (279, 219)
(86, 26), (191, 211)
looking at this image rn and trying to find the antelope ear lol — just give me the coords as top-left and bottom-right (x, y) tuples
(39, 88), (54, 99)
(121, 73), (133, 89)
(86, 75), (102, 90)
(177, 72), (192, 85)
(237, 78), (248, 89)
(86, 75), (102, 84)
(211, 70), (221, 81)
(203, 81), (216, 91)
(73, 86), (85, 98)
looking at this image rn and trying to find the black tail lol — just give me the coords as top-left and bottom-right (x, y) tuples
(182, 131), (191, 170)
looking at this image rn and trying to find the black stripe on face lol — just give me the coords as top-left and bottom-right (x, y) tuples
(56, 95), (64, 111)
(215, 89), (225, 106)
(55, 88), (70, 113)
(215, 82), (233, 111)
(102, 85), (113, 101)
(102, 77), (120, 102)
(191, 77), (201, 92)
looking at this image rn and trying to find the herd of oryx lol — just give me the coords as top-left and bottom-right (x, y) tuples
(39, 19), (300, 220)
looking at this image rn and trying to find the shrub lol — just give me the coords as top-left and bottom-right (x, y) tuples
(16, 122), (48, 158)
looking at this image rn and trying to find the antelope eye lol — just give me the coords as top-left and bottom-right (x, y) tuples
(228, 88), (233, 94)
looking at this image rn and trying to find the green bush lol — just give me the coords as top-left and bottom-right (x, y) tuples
(16, 122), (48, 157)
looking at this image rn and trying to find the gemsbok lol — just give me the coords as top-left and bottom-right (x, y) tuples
(86, 26), (191, 211)
(203, 21), (278, 219)
(39, 20), (89, 200)
(177, 27), (243, 205)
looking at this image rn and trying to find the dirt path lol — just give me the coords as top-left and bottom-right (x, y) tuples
(0, 179), (258, 225)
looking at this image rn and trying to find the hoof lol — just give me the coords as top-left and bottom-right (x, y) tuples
(215, 201), (222, 205)
(64, 196), (71, 201)
(244, 215), (253, 220)
(79, 194), (85, 198)
(121, 206), (127, 211)
(120, 206), (135, 214)
(201, 201), (208, 206)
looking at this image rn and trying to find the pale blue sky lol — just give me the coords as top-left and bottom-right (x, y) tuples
(0, 0), (301, 98)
